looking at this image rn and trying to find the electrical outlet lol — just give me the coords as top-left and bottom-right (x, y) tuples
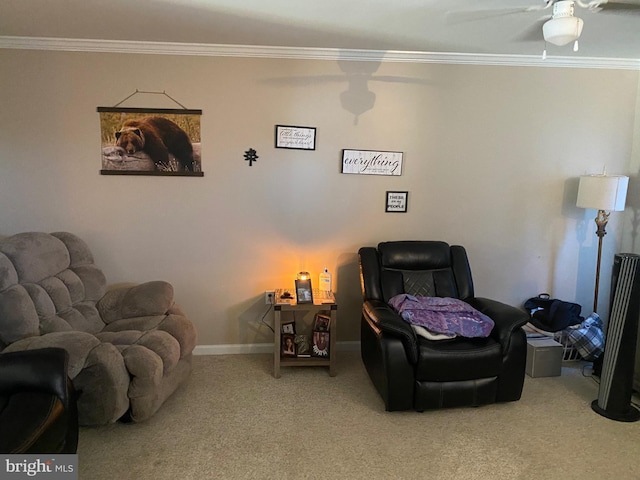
(265, 290), (275, 305)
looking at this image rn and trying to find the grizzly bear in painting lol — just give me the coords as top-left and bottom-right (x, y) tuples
(115, 116), (195, 171)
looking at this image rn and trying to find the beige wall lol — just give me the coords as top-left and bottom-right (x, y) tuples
(0, 49), (638, 348)
(624, 74), (640, 391)
(623, 76), (640, 255)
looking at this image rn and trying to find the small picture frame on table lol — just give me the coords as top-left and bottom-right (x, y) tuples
(295, 279), (313, 304)
(294, 334), (311, 357)
(312, 331), (330, 357)
(281, 320), (296, 335)
(282, 334), (296, 357)
(313, 313), (331, 332)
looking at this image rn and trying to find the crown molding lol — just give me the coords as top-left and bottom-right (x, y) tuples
(1, 35), (639, 70)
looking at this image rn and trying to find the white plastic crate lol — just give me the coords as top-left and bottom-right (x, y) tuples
(553, 328), (582, 361)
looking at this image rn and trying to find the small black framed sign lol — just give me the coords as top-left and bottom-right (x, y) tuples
(281, 320), (296, 335)
(386, 191), (408, 213)
(275, 125), (316, 150)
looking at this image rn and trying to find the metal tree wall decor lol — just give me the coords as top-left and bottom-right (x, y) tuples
(244, 148), (259, 166)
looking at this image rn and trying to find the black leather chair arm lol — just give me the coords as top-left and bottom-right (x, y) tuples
(465, 297), (529, 350)
(0, 348), (69, 403)
(363, 299), (418, 364)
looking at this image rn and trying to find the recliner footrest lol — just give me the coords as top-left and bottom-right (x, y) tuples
(414, 377), (498, 411)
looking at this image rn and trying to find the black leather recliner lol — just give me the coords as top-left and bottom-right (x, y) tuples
(359, 241), (529, 411)
(0, 348), (78, 453)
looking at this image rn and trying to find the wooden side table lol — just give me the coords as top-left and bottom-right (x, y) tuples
(273, 295), (337, 378)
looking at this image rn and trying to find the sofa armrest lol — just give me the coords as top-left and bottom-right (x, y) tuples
(0, 348), (69, 400)
(100, 313), (197, 359)
(465, 297), (528, 350)
(362, 299), (418, 364)
(98, 281), (175, 324)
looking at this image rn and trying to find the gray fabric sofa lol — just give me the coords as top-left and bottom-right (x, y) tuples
(0, 232), (197, 425)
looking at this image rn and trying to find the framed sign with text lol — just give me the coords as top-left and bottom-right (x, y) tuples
(275, 125), (316, 150)
(341, 149), (403, 176)
(386, 191), (408, 213)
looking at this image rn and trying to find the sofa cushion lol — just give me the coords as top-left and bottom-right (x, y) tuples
(0, 285), (40, 347)
(51, 232), (96, 267)
(96, 329), (180, 374)
(0, 233), (70, 284)
(0, 233), (107, 338)
(71, 266), (106, 302)
(1, 331), (102, 379)
(0, 254), (18, 291)
(157, 314), (198, 359)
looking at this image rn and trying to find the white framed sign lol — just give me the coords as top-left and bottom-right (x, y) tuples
(275, 125), (316, 150)
(341, 149), (403, 176)
(386, 191), (408, 213)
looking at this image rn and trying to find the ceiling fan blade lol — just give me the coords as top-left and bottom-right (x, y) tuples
(260, 75), (347, 86)
(515, 17), (551, 42)
(594, 0), (640, 12)
(370, 76), (434, 86)
(445, 6), (546, 24)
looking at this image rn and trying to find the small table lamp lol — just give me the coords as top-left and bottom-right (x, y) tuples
(577, 173), (629, 313)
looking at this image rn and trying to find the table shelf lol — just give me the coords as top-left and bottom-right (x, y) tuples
(273, 299), (337, 378)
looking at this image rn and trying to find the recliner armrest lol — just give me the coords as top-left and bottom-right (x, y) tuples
(362, 299), (418, 364)
(0, 348), (69, 402)
(465, 297), (528, 350)
(98, 281), (175, 323)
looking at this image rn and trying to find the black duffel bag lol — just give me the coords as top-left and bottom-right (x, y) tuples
(523, 293), (584, 332)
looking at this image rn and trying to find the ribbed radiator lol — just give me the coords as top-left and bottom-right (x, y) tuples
(592, 253), (640, 422)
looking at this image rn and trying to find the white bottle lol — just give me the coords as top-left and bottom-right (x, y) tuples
(319, 268), (332, 292)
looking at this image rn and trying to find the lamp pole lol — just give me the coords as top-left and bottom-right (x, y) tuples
(593, 209), (610, 313)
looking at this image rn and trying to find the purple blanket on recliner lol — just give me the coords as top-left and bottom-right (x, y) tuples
(389, 294), (494, 338)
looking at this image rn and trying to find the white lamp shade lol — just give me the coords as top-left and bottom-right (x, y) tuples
(577, 174), (629, 211)
(543, 16), (584, 46)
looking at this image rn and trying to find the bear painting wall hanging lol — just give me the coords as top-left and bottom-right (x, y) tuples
(98, 107), (203, 176)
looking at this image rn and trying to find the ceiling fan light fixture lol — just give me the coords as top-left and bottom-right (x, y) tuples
(543, 15), (584, 46)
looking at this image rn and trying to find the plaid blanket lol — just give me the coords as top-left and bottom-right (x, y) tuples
(568, 313), (605, 361)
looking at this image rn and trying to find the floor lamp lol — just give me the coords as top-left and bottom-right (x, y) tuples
(577, 173), (639, 422)
(576, 173), (629, 313)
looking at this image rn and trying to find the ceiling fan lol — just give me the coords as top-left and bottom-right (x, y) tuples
(448, 0), (640, 54)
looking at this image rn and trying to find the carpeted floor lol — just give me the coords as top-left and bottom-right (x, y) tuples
(78, 352), (640, 480)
